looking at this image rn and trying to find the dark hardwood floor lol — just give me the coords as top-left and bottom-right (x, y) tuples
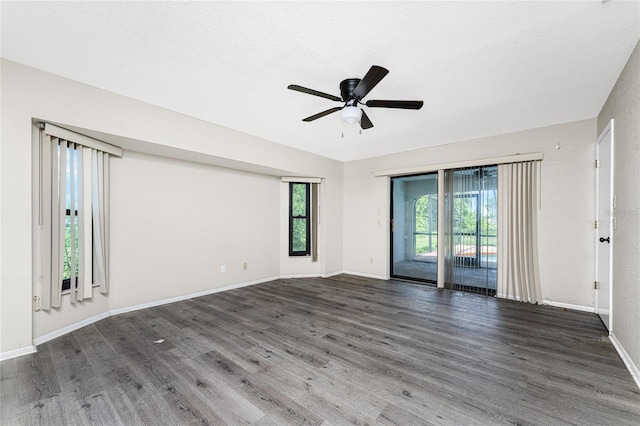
(2, 275), (639, 425)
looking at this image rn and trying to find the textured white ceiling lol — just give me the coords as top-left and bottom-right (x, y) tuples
(2, 1), (639, 161)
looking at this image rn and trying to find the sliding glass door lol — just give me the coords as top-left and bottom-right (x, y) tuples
(443, 166), (497, 295)
(391, 173), (438, 282)
(390, 167), (498, 295)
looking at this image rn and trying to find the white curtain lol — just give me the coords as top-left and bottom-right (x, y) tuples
(311, 182), (319, 262)
(497, 160), (542, 304)
(39, 124), (121, 310)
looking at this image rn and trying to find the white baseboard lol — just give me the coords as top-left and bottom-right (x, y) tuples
(497, 295), (594, 313)
(341, 270), (389, 281)
(542, 300), (594, 313)
(281, 271), (355, 279)
(33, 311), (112, 346)
(0, 345), (37, 361)
(279, 273), (324, 279)
(280, 271), (377, 280)
(110, 276), (279, 316)
(610, 332), (640, 390)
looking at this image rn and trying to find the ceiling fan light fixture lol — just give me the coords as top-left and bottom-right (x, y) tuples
(341, 106), (362, 124)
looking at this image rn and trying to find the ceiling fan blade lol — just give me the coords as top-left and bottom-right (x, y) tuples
(353, 65), (389, 99)
(360, 109), (374, 129)
(288, 84), (342, 102)
(302, 107), (343, 122)
(365, 100), (424, 110)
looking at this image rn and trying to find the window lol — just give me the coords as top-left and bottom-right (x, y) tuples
(289, 182), (311, 256)
(414, 194), (438, 258)
(62, 144), (80, 292)
(38, 123), (121, 310)
(60, 147), (79, 291)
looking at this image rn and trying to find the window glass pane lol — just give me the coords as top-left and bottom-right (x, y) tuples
(62, 146), (81, 211)
(415, 195), (437, 233)
(292, 218), (307, 252)
(292, 183), (307, 216)
(63, 145), (80, 287)
(65, 146), (71, 210)
(63, 215), (79, 280)
(454, 196), (476, 235)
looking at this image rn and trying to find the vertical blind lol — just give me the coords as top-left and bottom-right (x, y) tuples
(39, 124), (122, 310)
(443, 166), (498, 295)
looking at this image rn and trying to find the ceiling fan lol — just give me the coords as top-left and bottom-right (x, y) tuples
(287, 65), (423, 130)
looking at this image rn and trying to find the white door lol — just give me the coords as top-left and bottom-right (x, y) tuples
(595, 120), (614, 331)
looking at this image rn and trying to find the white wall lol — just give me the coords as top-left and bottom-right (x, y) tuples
(0, 59), (343, 355)
(343, 119), (597, 308)
(597, 41), (640, 376)
(108, 152), (281, 310)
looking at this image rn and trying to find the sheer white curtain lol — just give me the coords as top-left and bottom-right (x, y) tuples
(497, 160), (542, 303)
(39, 124), (121, 310)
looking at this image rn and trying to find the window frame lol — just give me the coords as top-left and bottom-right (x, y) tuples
(59, 143), (96, 294)
(289, 182), (311, 256)
(61, 142), (80, 293)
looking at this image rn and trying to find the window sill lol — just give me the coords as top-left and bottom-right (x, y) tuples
(61, 283), (101, 296)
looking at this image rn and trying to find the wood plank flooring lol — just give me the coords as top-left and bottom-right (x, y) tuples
(2, 275), (639, 425)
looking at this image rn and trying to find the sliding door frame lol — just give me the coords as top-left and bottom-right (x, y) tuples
(383, 152), (543, 288)
(389, 173), (439, 285)
(390, 166), (498, 292)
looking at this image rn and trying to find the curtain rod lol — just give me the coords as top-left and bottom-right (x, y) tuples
(40, 123), (123, 157)
(374, 152), (543, 177)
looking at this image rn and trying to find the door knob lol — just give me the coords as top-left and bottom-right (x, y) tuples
(599, 237), (610, 243)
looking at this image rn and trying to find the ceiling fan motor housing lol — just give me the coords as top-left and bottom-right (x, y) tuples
(340, 78), (362, 103)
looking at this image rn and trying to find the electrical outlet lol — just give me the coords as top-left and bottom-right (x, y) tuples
(243, 262), (248, 270)
(220, 265), (226, 273)
(33, 296), (41, 311)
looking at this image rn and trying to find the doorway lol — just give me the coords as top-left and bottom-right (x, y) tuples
(595, 120), (614, 331)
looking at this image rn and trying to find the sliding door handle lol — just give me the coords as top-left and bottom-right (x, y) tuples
(599, 237), (610, 243)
